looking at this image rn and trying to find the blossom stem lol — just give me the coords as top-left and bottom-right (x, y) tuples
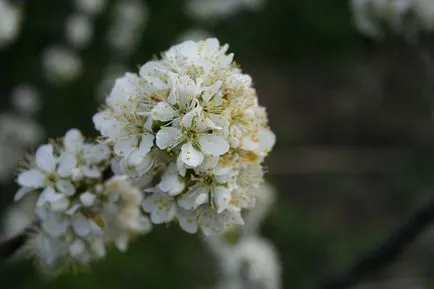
(319, 197), (434, 289)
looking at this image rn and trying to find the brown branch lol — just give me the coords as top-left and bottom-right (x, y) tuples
(319, 197), (434, 289)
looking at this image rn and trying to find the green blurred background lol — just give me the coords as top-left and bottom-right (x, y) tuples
(2, 0), (434, 288)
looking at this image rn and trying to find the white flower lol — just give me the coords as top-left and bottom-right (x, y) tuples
(65, 13), (93, 49)
(75, 0), (106, 16)
(185, 0), (267, 22)
(42, 46), (83, 84)
(142, 189), (177, 224)
(0, 0), (22, 48)
(107, 0), (148, 56)
(232, 237), (282, 289)
(10, 85), (41, 117)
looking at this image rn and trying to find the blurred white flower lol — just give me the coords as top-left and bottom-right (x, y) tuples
(242, 182), (276, 236)
(0, 0), (22, 48)
(75, 0), (106, 16)
(0, 113), (44, 183)
(13, 129), (151, 271)
(94, 38), (275, 235)
(107, 0), (148, 56)
(10, 85), (41, 117)
(65, 13), (94, 49)
(42, 46), (83, 84)
(186, 0), (267, 22)
(351, 0), (434, 37)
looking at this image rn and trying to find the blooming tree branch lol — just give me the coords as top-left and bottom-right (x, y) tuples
(5, 38), (276, 274)
(319, 197), (434, 289)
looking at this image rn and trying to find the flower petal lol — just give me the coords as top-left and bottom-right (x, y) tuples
(213, 186), (232, 214)
(158, 167), (185, 196)
(151, 101), (177, 122)
(156, 127), (183, 150)
(72, 213), (91, 237)
(57, 152), (78, 177)
(80, 192), (96, 207)
(36, 144), (57, 173)
(139, 134), (155, 154)
(42, 215), (69, 238)
(14, 187), (34, 201)
(56, 179), (76, 196)
(181, 142), (204, 167)
(198, 134), (229, 157)
(177, 209), (198, 234)
(64, 128), (84, 153)
(18, 169), (46, 188)
(114, 136), (138, 157)
(177, 184), (209, 210)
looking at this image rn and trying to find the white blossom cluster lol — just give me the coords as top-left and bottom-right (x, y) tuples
(186, 0), (267, 22)
(0, 0), (22, 49)
(14, 129), (151, 270)
(351, 0), (434, 37)
(94, 38), (275, 235)
(203, 183), (281, 289)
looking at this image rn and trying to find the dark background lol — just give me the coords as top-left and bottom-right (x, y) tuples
(1, 0), (434, 288)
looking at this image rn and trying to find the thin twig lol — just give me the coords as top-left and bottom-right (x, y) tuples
(0, 232), (27, 260)
(319, 197), (434, 289)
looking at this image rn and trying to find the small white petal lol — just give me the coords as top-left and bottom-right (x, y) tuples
(198, 134), (229, 156)
(56, 180), (76, 196)
(181, 142), (204, 167)
(177, 185), (209, 210)
(114, 136), (138, 157)
(37, 186), (64, 207)
(64, 128), (84, 152)
(90, 239), (106, 258)
(72, 213), (91, 237)
(151, 101), (177, 121)
(42, 215), (69, 238)
(36, 144), (57, 173)
(158, 164), (185, 196)
(14, 187), (34, 201)
(177, 209), (198, 234)
(57, 152), (78, 177)
(80, 192), (96, 207)
(17, 170), (45, 188)
(138, 134), (155, 154)
(82, 167), (102, 178)
(50, 198), (70, 212)
(156, 127), (183, 149)
(69, 239), (86, 258)
(115, 233), (129, 252)
(213, 186), (232, 214)
(83, 143), (111, 162)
